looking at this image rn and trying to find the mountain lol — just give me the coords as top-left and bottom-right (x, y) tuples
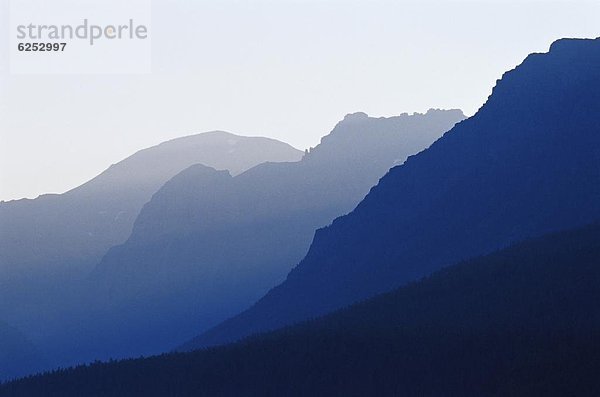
(0, 322), (44, 382)
(63, 109), (464, 363)
(5, 221), (600, 396)
(183, 37), (600, 351)
(0, 131), (301, 376)
(0, 131), (302, 285)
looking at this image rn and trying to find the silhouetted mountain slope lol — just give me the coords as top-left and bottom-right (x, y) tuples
(5, 221), (600, 396)
(72, 109), (463, 362)
(0, 131), (301, 284)
(0, 322), (44, 382)
(183, 37), (600, 351)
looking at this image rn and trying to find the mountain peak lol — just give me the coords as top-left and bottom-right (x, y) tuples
(342, 112), (369, 122)
(425, 108), (464, 117)
(298, 109), (465, 169)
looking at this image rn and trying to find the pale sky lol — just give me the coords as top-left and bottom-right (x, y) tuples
(1, 0), (599, 201)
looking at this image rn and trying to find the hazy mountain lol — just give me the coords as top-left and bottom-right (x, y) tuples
(67, 109), (463, 362)
(0, 322), (44, 382)
(0, 131), (301, 378)
(0, 131), (302, 285)
(5, 221), (600, 396)
(183, 37), (600, 351)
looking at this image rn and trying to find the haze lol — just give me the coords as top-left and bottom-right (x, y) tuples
(0, 0), (598, 201)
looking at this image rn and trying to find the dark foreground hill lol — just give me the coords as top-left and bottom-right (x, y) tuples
(4, 221), (600, 396)
(183, 37), (600, 351)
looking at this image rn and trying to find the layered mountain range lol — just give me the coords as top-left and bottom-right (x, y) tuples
(0, 108), (463, 377)
(0, 131), (302, 284)
(183, 37), (600, 351)
(2, 37), (598, 395)
(0, 131), (302, 380)
(70, 109), (463, 362)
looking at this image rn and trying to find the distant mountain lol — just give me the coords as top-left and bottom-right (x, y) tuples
(0, 322), (43, 382)
(65, 109), (463, 363)
(0, 131), (301, 377)
(6, 221), (600, 396)
(0, 131), (302, 285)
(183, 37), (600, 351)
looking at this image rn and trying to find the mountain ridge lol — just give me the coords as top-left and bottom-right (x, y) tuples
(74, 108), (464, 363)
(0, 130), (302, 278)
(0, 131), (303, 378)
(182, 37), (600, 351)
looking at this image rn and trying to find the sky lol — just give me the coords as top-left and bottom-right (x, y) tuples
(1, 0), (599, 201)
